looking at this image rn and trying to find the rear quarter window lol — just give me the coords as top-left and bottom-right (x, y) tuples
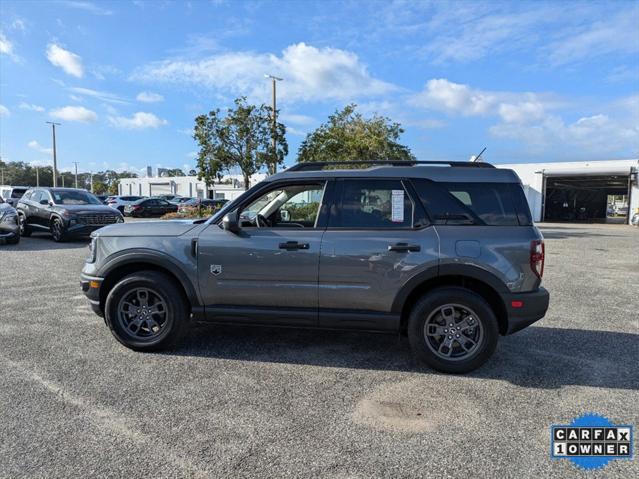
(412, 179), (529, 226)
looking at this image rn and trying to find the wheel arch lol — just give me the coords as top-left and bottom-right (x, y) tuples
(98, 251), (200, 314)
(394, 265), (509, 335)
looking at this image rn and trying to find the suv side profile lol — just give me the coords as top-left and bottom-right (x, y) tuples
(81, 161), (549, 373)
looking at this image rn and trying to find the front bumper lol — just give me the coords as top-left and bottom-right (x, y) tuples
(80, 273), (104, 316)
(66, 222), (112, 237)
(0, 215), (19, 243)
(503, 287), (550, 334)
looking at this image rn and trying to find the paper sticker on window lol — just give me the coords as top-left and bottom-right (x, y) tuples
(391, 189), (404, 222)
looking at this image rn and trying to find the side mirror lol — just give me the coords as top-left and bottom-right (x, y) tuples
(222, 210), (241, 234)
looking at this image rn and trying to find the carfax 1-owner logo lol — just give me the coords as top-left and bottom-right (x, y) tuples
(551, 413), (634, 470)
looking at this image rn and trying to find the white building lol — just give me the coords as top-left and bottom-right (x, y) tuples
(118, 173), (267, 202)
(499, 159), (638, 224)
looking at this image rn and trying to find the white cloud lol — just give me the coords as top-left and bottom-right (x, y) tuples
(0, 32), (19, 62)
(411, 79), (550, 124)
(132, 42), (395, 103)
(49, 106), (97, 122)
(545, 7), (639, 66)
(108, 112), (168, 129)
(0, 104), (10, 117)
(136, 91), (164, 103)
(19, 102), (45, 112)
(46, 44), (84, 78)
(68, 86), (127, 104)
(280, 113), (315, 125)
(60, 1), (113, 16)
(28, 140), (52, 154)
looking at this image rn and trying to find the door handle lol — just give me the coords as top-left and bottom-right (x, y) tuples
(279, 241), (310, 250)
(388, 242), (421, 252)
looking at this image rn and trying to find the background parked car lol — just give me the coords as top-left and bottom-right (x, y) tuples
(170, 196), (193, 205)
(0, 195), (20, 244)
(123, 197), (178, 217)
(0, 186), (29, 208)
(17, 187), (123, 242)
(106, 195), (146, 213)
(95, 195), (108, 204)
(177, 198), (228, 214)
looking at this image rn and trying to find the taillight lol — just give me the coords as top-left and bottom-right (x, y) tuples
(530, 240), (545, 279)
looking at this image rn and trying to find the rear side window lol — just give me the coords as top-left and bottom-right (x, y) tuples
(412, 180), (525, 226)
(333, 179), (414, 228)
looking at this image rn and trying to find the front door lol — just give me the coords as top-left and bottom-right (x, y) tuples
(197, 180), (329, 326)
(318, 178), (439, 330)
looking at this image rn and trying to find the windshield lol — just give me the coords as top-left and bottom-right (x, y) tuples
(51, 189), (102, 205)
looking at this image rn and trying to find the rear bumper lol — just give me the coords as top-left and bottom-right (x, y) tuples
(80, 273), (104, 316)
(503, 287), (550, 334)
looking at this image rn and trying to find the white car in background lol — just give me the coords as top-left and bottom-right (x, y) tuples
(105, 195), (146, 213)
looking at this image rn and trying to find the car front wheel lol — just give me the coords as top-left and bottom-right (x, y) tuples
(104, 271), (188, 351)
(51, 218), (66, 242)
(408, 287), (499, 374)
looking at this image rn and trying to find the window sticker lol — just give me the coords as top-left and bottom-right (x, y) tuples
(391, 189), (405, 222)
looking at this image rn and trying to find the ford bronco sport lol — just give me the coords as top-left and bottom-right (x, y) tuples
(81, 161), (549, 373)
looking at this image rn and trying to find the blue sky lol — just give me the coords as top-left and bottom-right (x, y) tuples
(0, 0), (637, 176)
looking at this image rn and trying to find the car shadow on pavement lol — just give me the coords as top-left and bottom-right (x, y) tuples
(5, 235), (90, 251)
(172, 324), (638, 390)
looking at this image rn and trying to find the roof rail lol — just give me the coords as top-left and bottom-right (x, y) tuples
(286, 160), (495, 172)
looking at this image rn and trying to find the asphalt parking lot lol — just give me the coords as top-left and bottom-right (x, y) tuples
(1, 223), (637, 478)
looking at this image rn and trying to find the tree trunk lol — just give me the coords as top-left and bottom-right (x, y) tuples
(243, 173), (251, 190)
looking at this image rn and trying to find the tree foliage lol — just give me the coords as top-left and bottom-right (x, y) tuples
(0, 159), (137, 195)
(297, 104), (415, 164)
(193, 97), (288, 190)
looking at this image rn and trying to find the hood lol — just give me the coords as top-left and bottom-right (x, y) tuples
(93, 219), (200, 237)
(57, 204), (119, 215)
(0, 203), (17, 214)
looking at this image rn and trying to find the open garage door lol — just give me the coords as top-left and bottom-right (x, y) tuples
(543, 174), (630, 223)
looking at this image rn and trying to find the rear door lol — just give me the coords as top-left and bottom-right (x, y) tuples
(318, 178), (439, 330)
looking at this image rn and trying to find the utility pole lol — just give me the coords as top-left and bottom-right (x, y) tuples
(46, 121), (61, 187)
(265, 74), (283, 175)
(61, 174), (64, 188)
(73, 161), (79, 188)
(35, 166), (39, 187)
(90, 171), (93, 193)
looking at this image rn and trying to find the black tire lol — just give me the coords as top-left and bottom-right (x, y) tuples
(50, 217), (66, 242)
(18, 214), (31, 237)
(7, 233), (20, 244)
(407, 287), (499, 374)
(104, 271), (188, 351)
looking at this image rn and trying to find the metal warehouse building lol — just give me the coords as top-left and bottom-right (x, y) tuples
(500, 159), (638, 225)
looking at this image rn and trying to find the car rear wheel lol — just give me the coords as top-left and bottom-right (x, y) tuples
(51, 218), (66, 242)
(407, 287), (498, 374)
(104, 271), (188, 351)
(18, 214), (31, 237)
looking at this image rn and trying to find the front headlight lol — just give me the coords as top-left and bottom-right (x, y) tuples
(87, 237), (97, 263)
(0, 211), (16, 223)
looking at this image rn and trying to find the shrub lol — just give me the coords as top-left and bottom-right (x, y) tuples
(160, 206), (217, 220)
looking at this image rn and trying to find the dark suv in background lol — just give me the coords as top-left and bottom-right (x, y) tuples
(18, 187), (123, 242)
(81, 161), (549, 374)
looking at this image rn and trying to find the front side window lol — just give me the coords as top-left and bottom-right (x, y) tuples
(334, 180), (414, 228)
(240, 182), (325, 228)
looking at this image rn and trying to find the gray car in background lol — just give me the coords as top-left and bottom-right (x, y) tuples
(0, 195), (20, 244)
(81, 161), (549, 373)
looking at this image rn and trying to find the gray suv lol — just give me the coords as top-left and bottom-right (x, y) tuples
(81, 161), (549, 373)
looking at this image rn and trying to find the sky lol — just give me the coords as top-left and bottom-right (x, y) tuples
(0, 0), (638, 177)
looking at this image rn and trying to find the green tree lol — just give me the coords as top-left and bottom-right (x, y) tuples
(165, 168), (185, 177)
(297, 104), (415, 164)
(194, 97), (287, 190)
